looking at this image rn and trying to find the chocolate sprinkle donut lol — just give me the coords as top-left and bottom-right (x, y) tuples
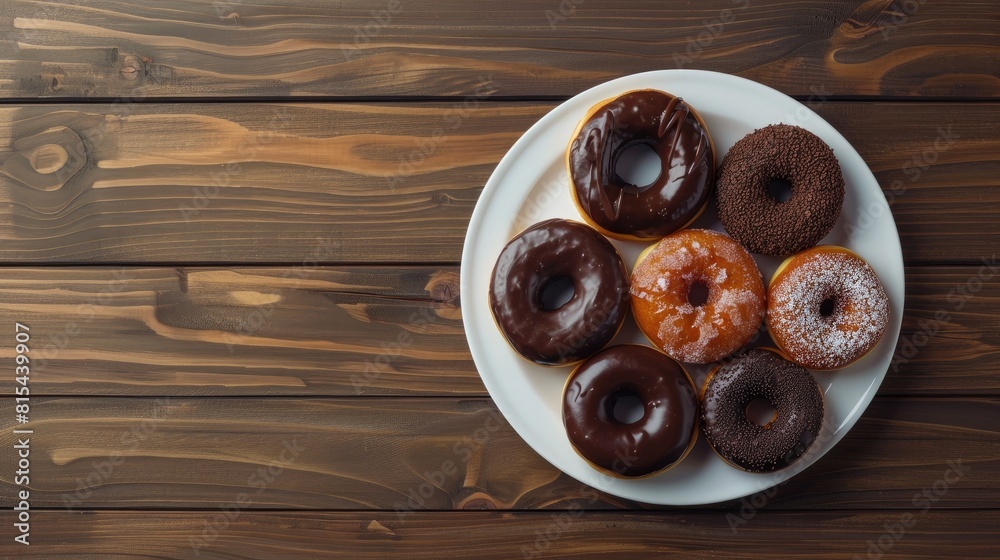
(716, 124), (845, 256)
(701, 349), (824, 473)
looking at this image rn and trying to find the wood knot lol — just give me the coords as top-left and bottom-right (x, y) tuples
(119, 54), (145, 81)
(2, 126), (86, 191)
(424, 270), (462, 320)
(459, 497), (498, 510)
(425, 270), (460, 305)
(28, 144), (69, 174)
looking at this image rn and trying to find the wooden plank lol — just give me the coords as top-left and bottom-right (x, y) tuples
(0, 102), (997, 265)
(0, 266), (996, 397)
(0, 102), (545, 263)
(0, 266), (472, 396)
(1, 397), (996, 510)
(2, 0), (998, 99)
(8, 510), (1000, 559)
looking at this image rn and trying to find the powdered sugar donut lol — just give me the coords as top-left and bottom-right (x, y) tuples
(631, 229), (765, 364)
(767, 246), (889, 370)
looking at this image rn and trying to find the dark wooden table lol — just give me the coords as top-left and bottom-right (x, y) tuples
(1, 1), (998, 558)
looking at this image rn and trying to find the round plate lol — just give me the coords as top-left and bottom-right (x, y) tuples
(460, 70), (904, 505)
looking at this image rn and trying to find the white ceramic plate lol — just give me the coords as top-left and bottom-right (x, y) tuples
(460, 70), (904, 505)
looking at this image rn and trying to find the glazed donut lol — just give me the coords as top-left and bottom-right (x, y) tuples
(716, 124), (845, 256)
(767, 245), (889, 370)
(567, 89), (715, 240)
(701, 349), (825, 473)
(630, 229), (765, 364)
(563, 345), (698, 478)
(490, 219), (629, 366)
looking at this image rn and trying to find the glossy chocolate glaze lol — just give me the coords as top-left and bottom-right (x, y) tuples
(701, 349), (824, 473)
(490, 219), (629, 366)
(563, 345), (698, 477)
(569, 90), (714, 239)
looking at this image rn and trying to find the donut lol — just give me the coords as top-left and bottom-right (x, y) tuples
(567, 89), (715, 240)
(630, 229), (765, 364)
(563, 345), (698, 478)
(489, 218), (629, 366)
(716, 124), (845, 256)
(767, 245), (889, 370)
(701, 348), (825, 473)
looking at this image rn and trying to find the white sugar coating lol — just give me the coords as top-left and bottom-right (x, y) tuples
(631, 230), (765, 363)
(768, 250), (890, 369)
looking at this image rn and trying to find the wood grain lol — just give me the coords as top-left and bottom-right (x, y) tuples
(0, 266), (472, 396)
(7, 510), (999, 559)
(1, 266), (996, 397)
(0, 102), (997, 265)
(2, 0), (998, 99)
(1, 397), (996, 510)
(0, 102), (544, 263)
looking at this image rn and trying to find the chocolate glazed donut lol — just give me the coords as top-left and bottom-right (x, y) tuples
(568, 89), (715, 240)
(563, 345), (699, 478)
(701, 349), (825, 473)
(490, 219), (630, 366)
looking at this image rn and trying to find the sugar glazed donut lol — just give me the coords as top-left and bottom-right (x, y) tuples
(767, 246), (889, 370)
(563, 345), (698, 478)
(716, 124), (845, 256)
(568, 89), (715, 240)
(701, 349), (825, 473)
(490, 219), (630, 366)
(631, 229), (765, 364)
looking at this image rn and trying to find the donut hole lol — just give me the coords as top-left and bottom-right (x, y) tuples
(614, 141), (662, 191)
(539, 276), (575, 311)
(766, 178), (794, 203)
(608, 388), (645, 425)
(745, 398), (778, 428)
(687, 280), (710, 307)
(819, 297), (837, 317)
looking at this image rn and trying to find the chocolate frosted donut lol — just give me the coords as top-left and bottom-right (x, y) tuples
(568, 89), (715, 240)
(563, 345), (699, 478)
(701, 349), (825, 473)
(716, 124), (845, 255)
(490, 219), (629, 366)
